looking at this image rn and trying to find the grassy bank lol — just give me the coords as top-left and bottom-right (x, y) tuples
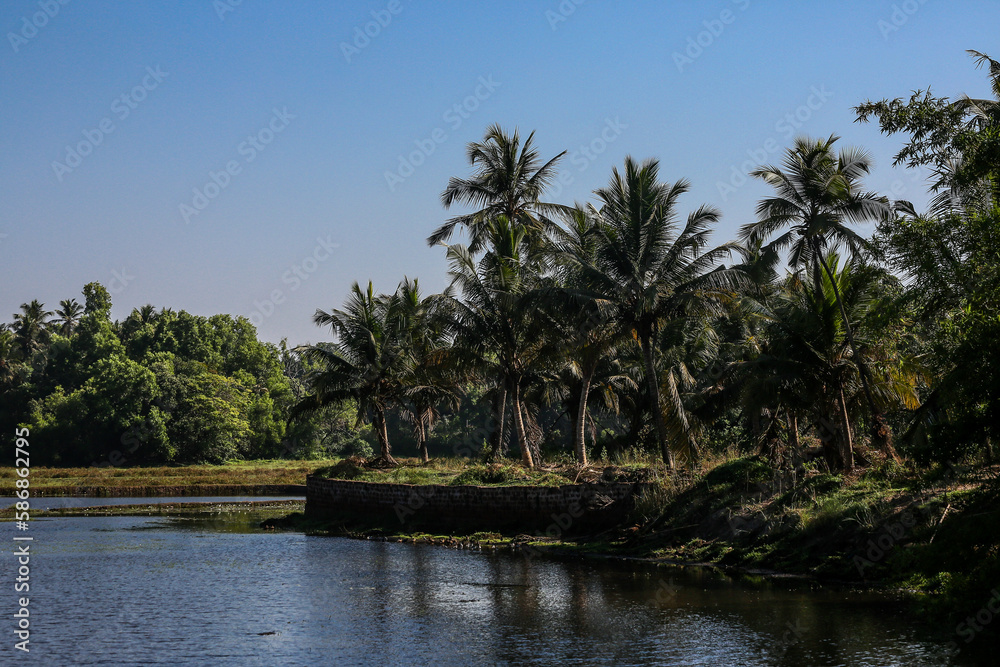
(575, 455), (1000, 647)
(311, 455), (654, 487)
(0, 459), (337, 496)
(0, 499), (304, 519)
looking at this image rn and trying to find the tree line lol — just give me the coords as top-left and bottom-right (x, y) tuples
(295, 50), (999, 472)
(3, 50), (996, 472)
(0, 284), (373, 464)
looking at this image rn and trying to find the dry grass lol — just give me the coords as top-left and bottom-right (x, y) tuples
(0, 459), (338, 492)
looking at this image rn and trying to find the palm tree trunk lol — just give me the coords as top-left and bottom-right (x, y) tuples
(640, 335), (674, 469)
(787, 412), (800, 451)
(574, 367), (594, 466)
(814, 248), (897, 462)
(418, 412), (429, 463)
(484, 386), (507, 462)
(373, 407), (396, 465)
(837, 385), (854, 471)
(510, 379), (535, 468)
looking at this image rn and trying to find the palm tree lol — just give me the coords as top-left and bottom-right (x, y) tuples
(739, 135), (898, 461)
(388, 278), (458, 463)
(952, 50), (1000, 130)
(53, 299), (83, 336)
(120, 304), (160, 342)
(440, 217), (553, 467)
(429, 124), (569, 253)
(546, 206), (630, 465)
(12, 300), (53, 357)
(0, 329), (22, 389)
(299, 282), (413, 466)
(742, 255), (921, 470)
(578, 157), (740, 467)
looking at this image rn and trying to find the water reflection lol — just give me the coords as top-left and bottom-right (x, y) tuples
(0, 513), (977, 666)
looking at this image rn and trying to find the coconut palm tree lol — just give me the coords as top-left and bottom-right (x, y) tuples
(737, 254), (922, 470)
(440, 217), (554, 467)
(429, 124), (569, 254)
(544, 205), (631, 465)
(12, 300), (53, 357)
(578, 157), (741, 468)
(53, 299), (84, 336)
(298, 282), (413, 466)
(388, 278), (458, 463)
(0, 329), (21, 389)
(739, 135), (898, 460)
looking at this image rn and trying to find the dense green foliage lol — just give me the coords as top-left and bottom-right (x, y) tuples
(1, 284), (294, 464)
(5, 50), (997, 476)
(296, 49), (1000, 475)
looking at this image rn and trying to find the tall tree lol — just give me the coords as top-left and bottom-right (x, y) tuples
(53, 299), (83, 336)
(580, 157), (739, 467)
(441, 217), (552, 467)
(429, 124), (568, 253)
(299, 282), (412, 465)
(739, 135), (897, 461)
(389, 278), (457, 463)
(547, 206), (628, 465)
(855, 49), (1000, 212)
(12, 300), (53, 357)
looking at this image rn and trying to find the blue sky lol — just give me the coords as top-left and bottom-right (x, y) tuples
(1, 0), (996, 344)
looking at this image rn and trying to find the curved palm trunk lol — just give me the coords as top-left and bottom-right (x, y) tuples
(510, 379), (535, 468)
(837, 385), (855, 471)
(640, 335), (674, 469)
(574, 370), (593, 466)
(814, 247), (898, 462)
(373, 407), (396, 465)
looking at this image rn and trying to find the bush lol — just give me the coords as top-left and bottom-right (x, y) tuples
(313, 456), (366, 480)
(449, 464), (523, 486)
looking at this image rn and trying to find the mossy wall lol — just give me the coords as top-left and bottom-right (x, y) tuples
(305, 476), (652, 533)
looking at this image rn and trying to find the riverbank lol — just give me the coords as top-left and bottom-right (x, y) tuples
(6, 453), (997, 626)
(0, 499), (304, 518)
(285, 454), (1000, 647)
(0, 459), (333, 496)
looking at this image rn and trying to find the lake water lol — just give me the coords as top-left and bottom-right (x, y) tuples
(1, 496), (304, 510)
(0, 502), (981, 665)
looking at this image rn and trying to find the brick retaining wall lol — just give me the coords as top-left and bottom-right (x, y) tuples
(305, 476), (654, 534)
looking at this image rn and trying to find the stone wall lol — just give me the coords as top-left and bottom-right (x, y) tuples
(305, 476), (654, 534)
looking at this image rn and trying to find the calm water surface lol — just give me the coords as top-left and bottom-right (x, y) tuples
(1, 496), (303, 510)
(0, 505), (980, 666)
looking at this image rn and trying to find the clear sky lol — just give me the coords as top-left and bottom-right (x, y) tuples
(2, 1), (996, 345)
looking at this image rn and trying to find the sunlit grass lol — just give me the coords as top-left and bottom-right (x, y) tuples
(0, 459), (339, 492)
